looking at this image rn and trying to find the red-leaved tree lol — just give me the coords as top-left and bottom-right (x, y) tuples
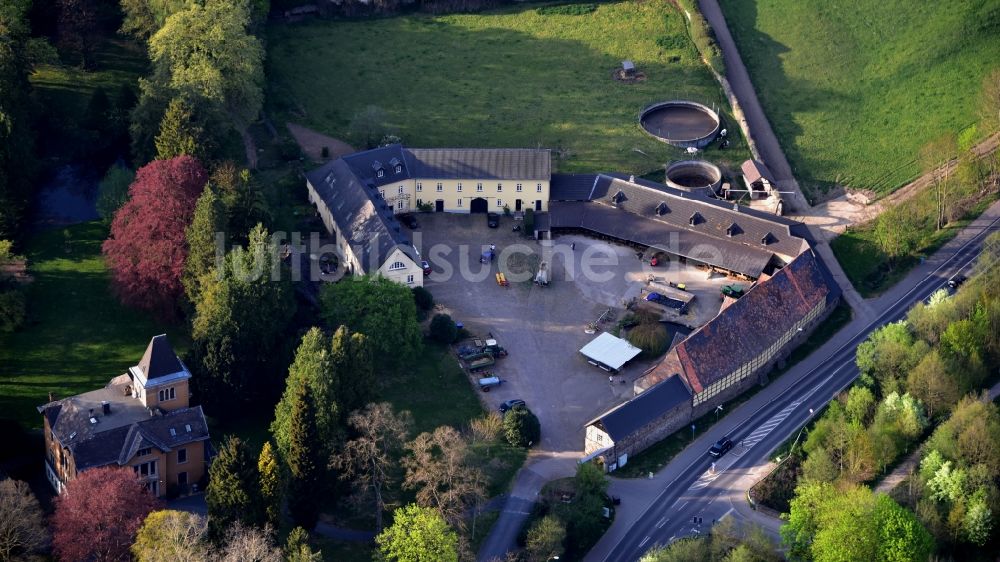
(102, 156), (207, 319)
(51, 465), (160, 561)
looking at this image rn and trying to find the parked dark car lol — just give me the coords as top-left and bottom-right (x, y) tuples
(499, 399), (526, 413)
(487, 212), (500, 228)
(947, 274), (967, 292)
(708, 437), (734, 458)
(421, 260), (432, 276)
(399, 214), (419, 229)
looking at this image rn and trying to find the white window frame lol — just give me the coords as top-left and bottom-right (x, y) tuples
(416, 182), (423, 192)
(457, 199), (463, 207)
(376, 169), (384, 178)
(398, 186), (404, 194)
(497, 183), (503, 192)
(406, 274), (415, 284)
(436, 182), (443, 192)
(516, 183), (523, 192)
(477, 183), (483, 192)
(177, 448), (187, 464)
(536, 183), (542, 192)
(457, 183), (463, 192)
(388, 261), (406, 271)
(497, 199), (504, 207)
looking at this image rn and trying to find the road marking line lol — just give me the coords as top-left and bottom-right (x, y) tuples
(638, 536), (650, 548)
(656, 517), (668, 529)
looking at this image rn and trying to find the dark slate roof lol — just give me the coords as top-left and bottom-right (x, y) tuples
(405, 148), (551, 180)
(70, 407), (210, 471)
(37, 373), (210, 471)
(306, 158), (418, 273)
(550, 174), (599, 201)
(342, 145), (411, 188)
(135, 334), (184, 383)
(589, 375), (691, 441)
(674, 249), (830, 393)
(549, 201), (776, 278)
(590, 174), (808, 261)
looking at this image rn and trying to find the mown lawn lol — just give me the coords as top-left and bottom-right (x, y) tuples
(719, 0), (1000, 196)
(266, 0), (750, 175)
(30, 38), (148, 158)
(0, 222), (184, 430)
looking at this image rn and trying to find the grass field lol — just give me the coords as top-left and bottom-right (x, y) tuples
(30, 38), (148, 158)
(719, 0), (1000, 196)
(266, 0), (750, 174)
(0, 222), (184, 430)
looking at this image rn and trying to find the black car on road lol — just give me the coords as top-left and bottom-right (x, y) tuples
(399, 214), (419, 229)
(708, 437), (734, 458)
(487, 212), (500, 228)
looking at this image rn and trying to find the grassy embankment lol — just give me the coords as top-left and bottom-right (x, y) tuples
(266, 0), (750, 175)
(719, 0), (1000, 197)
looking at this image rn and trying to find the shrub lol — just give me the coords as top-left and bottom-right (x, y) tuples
(412, 286), (434, 311)
(627, 321), (669, 357)
(429, 313), (458, 344)
(504, 407), (541, 448)
(470, 411), (504, 443)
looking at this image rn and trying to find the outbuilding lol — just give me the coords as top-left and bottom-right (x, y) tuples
(579, 332), (642, 373)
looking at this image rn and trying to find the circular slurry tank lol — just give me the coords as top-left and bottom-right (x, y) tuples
(665, 160), (723, 192)
(640, 100), (721, 149)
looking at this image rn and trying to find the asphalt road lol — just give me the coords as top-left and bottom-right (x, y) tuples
(595, 214), (999, 562)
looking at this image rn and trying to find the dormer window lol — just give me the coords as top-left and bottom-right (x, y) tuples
(689, 212), (702, 225)
(656, 202), (669, 216)
(389, 157), (402, 174)
(395, 165), (402, 174)
(372, 161), (384, 178)
(612, 190), (626, 205)
(726, 223), (741, 237)
(761, 232), (776, 245)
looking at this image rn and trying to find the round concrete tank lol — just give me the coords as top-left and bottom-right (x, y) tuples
(664, 160), (723, 192)
(640, 100), (721, 149)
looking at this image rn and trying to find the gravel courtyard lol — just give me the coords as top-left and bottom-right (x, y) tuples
(412, 212), (733, 453)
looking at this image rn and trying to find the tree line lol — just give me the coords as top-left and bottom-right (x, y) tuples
(773, 232), (1000, 561)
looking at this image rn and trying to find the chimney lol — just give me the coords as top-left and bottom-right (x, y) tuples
(48, 392), (55, 402)
(89, 408), (94, 418)
(102, 401), (111, 416)
(629, 175), (635, 183)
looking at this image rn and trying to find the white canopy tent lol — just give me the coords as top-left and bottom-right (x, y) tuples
(579, 332), (642, 372)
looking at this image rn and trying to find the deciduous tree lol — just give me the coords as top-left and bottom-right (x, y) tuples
(132, 510), (210, 562)
(525, 515), (565, 562)
(0, 478), (47, 560)
(334, 402), (413, 532)
(51, 466), (160, 562)
(217, 522), (282, 562)
(149, 0), (264, 129)
(0, 1), (38, 239)
(376, 504), (459, 562)
(206, 436), (265, 541)
(96, 164), (135, 224)
(403, 425), (485, 529)
(320, 276), (422, 372)
(190, 223), (295, 415)
(503, 406), (541, 448)
(102, 155), (207, 319)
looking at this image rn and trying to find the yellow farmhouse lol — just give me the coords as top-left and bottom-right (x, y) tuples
(305, 144), (551, 287)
